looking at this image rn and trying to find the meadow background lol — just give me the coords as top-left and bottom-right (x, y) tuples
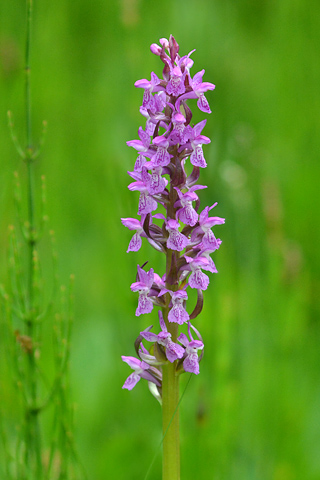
(1, 0), (320, 479)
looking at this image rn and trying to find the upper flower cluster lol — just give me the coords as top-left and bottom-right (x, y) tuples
(121, 35), (224, 399)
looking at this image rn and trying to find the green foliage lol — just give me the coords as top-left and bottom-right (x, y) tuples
(1, 0), (319, 479)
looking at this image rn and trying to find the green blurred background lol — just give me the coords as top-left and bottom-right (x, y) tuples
(1, 0), (320, 479)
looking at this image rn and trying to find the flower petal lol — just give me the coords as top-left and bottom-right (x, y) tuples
(122, 372), (141, 390)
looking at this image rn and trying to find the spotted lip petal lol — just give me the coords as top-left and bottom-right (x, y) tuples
(176, 204), (198, 226)
(166, 341), (184, 362)
(136, 294), (153, 316)
(177, 323), (204, 374)
(190, 145), (207, 168)
(166, 65), (186, 96)
(183, 353), (200, 375)
(168, 304), (189, 324)
(122, 372), (141, 390)
(138, 192), (158, 215)
(127, 232), (142, 252)
(166, 228), (189, 252)
(174, 185), (206, 226)
(189, 269), (210, 290)
(140, 312), (186, 363)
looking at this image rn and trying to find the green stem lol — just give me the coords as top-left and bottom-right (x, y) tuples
(162, 165), (180, 480)
(25, 0), (32, 149)
(162, 323), (180, 480)
(24, 0), (42, 477)
(25, 0), (34, 307)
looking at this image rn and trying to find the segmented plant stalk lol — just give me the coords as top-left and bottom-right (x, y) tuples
(0, 0), (90, 480)
(1, 1), (87, 478)
(24, 0), (43, 476)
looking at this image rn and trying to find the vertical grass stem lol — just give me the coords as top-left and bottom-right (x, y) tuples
(24, 0), (42, 477)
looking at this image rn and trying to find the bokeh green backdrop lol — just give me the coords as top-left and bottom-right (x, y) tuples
(1, 0), (320, 479)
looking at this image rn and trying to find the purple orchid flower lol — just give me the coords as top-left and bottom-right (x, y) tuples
(151, 134), (172, 167)
(135, 72), (165, 112)
(139, 108), (156, 137)
(133, 153), (147, 172)
(166, 64), (186, 97)
(200, 230), (222, 252)
(168, 111), (187, 145)
(121, 216), (148, 252)
(153, 272), (166, 290)
(176, 69), (215, 114)
(121, 355), (162, 390)
(127, 126), (154, 173)
(137, 190), (158, 215)
(128, 182), (158, 215)
(128, 165), (168, 197)
(153, 214), (190, 252)
(127, 126), (152, 155)
(185, 120), (211, 168)
(145, 166), (168, 195)
(159, 289), (190, 325)
(130, 265), (155, 315)
(140, 91), (167, 136)
(140, 311), (184, 362)
(128, 168), (159, 215)
(197, 242), (221, 274)
(191, 203), (225, 248)
(168, 290), (189, 324)
(177, 322), (204, 375)
(190, 70), (216, 113)
(166, 218), (189, 251)
(182, 255), (213, 290)
(178, 48), (195, 72)
(174, 185), (207, 226)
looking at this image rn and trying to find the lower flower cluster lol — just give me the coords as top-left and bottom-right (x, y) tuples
(122, 314), (204, 395)
(121, 35), (224, 401)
